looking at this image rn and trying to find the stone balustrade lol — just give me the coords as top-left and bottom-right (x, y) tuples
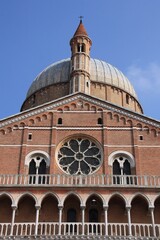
(0, 222), (159, 238)
(0, 174), (160, 188)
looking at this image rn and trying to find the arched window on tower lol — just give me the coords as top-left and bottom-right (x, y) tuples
(77, 43), (86, 53)
(126, 94), (129, 104)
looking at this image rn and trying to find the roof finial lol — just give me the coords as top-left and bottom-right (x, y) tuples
(79, 16), (84, 23)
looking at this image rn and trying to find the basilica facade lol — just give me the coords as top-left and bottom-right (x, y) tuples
(0, 20), (160, 239)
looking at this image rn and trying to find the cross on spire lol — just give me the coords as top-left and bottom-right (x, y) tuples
(79, 16), (84, 23)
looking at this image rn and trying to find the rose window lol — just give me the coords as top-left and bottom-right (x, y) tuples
(57, 138), (102, 175)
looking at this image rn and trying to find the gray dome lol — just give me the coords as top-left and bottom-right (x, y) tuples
(26, 58), (138, 100)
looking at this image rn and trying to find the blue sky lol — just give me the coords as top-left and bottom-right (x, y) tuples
(0, 0), (160, 120)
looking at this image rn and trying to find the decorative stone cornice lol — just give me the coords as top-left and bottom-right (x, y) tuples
(0, 93), (160, 128)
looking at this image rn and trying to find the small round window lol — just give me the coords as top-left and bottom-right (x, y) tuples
(57, 138), (102, 175)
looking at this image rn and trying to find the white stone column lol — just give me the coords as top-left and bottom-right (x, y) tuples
(35, 206), (40, 235)
(36, 166), (39, 184)
(81, 206), (85, 235)
(10, 206), (17, 236)
(126, 207), (132, 236)
(58, 206), (63, 235)
(104, 206), (108, 236)
(150, 207), (156, 237)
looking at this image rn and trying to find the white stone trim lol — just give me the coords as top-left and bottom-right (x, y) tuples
(25, 150), (50, 166)
(108, 150), (135, 168)
(56, 127), (103, 130)
(0, 93), (160, 128)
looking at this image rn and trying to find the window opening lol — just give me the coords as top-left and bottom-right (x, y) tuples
(75, 77), (79, 92)
(67, 209), (77, 233)
(28, 133), (32, 140)
(113, 160), (121, 184)
(29, 159), (36, 184)
(57, 138), (102, 175)
(81, 43), (85, 52)
(28, 156), (47, 184)
(139, 135), (143, 140)
(77, 44), (81, 52)
(113, 160), (121, 175)
(123, 160), (131, 175)
(58, 118), (62, 124)
(89, 209), (98, 222)
(97, 118), (103, 124)
(126, 94), (129, 104)
(67, 209), (77, 222)
(77, 43), (86, 53)
(29, 159), (36, 175)
(113, 156), (131, 184)
(89, 209), (99, 233)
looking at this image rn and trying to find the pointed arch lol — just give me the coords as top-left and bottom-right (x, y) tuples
(129, 193), (151, 207)
(15, 193), (37, 223)
(16, 192), (38, 206)
(154, 195), (160, 224)
(85, 193), (105, 224)
(153, 194), (160, 206)
(108, 193), (127, 223)
(25, 150), (50, 166)
(63, 192), (82, 223)
(108, 151), (135, 168)
(39, 192), (59, 222)
(106, 192), (128, 206)
(130, 193), (151, 224)
(0, 192), (14, 206)
(39, 192), (60, 206)
(62, 192), (83, 206)
(85, 192), (105, 207)
(0, 193), (13, 223)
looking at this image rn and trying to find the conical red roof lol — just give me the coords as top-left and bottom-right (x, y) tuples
(73, 20), (88, 37)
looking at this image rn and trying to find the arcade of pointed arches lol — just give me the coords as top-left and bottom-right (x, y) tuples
(0, 192), (160, 226)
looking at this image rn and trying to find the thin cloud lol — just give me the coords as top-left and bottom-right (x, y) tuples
(125, 62), (160, 119)
(126, 62), (160, 93)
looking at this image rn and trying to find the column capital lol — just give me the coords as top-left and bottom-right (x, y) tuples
(126, 205), (131, 210)
(80, 205), (86, 210)
(11, 205), (17, 210)
(149, 206), (155, 211)
(103, 205), (108, 210)
(35, 205), (41, 210)
(58, 205), (63, 210)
